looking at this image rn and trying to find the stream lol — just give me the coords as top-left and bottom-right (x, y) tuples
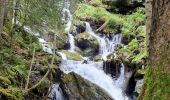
(50, 0), (132, 100)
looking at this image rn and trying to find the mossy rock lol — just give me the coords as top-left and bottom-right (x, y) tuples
(134, 69), (145, 78)
(60, 50), (82, 61)
(94, 56), (103, 62)
(75, 32), (99, 56)
(60, 72), (112, 100)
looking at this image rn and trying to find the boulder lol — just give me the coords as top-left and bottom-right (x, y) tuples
(60, 72), (112, 100)
(75, 32), (99, 56)
(60, 50), (83, 61)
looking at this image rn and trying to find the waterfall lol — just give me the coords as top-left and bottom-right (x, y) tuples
(85, 22), (107, 59)
(85, 22), (122, 60)
(60, 60), (129, 100)
(48, 84), (65, 100)
(116, 63), (133, 91)
(63, 0), (75, 52)
(51, 1), (132, 100)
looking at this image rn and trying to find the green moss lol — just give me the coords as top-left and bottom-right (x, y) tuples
(75, 32), (98, 45)
(135, 69), (146, 76)
(75, 4), (123, 33)
(138, 66), (170, 100)
(94, 56), (103, 62)
(65, 73), (76, 82)
(75, 32), (90, 40)
(36, 78), (50, 89)
(75, 4), (145, 36)
(0, 76), (11, 86)
(61, 50), (82, 61)
(0, 87), (23, 100)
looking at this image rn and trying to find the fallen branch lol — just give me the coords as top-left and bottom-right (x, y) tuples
(96, 19), (109, 32)
(25, 45), (35, 90)
(23, 69), (50, 95)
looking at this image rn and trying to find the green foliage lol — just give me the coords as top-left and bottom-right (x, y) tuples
(0, 76), (11, 86)
(75, 4), (123, 33)
(117, 38), (147, 63)
(0, 87), (23, 100)
(122, 7), (145, 37)
(75, 4), (145, 35)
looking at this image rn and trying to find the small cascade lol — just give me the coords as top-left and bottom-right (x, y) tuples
(85, 22), (107, 59)
(60, 60), (129, 100)
(85, 22), (122, 60)
(116, 63), (133, 91)
(48, 84), (64, 100)
(63, 0), (75, 52)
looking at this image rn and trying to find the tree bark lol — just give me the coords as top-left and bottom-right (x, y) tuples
(138, 0), (170, 99)
(0, 0), (5, 34)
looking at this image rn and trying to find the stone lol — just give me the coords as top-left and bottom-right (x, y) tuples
(60, 72), (112, 100)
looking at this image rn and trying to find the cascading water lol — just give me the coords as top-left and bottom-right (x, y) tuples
(51, 0), (132, 100)
(62, 0), (75, 52)
(58, 52), (67, 60)
(85, 22), (107, 59)
(85, 22), (122, 60)
(48, 84), (65, 100)
(116, 63), (133, 91)
(60, 60), (129, 100)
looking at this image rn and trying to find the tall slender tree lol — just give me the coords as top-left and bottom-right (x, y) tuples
(0, 0), (5, 35)
(139, 0), (170, 99)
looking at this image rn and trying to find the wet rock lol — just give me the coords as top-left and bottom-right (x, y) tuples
(60, 50), (83, 61)
(60, 72), (112, 100)
(42, 31), (69, 50)
(75, 32), (99, 56)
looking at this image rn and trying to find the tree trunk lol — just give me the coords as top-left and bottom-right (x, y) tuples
(138, 0), (170, 100)
(0, 0), (5, 34)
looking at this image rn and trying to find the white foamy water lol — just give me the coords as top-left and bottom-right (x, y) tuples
(48, 84), (64, 100)
(38, 38), (53, 54)
(85, 22), (122, 60)
(63, 0), (75, 52)
(60, 60), (129, 100)
(53, 1), (131, 100)
(115, 63), (132, 91)
(58, 52), (67, 60)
